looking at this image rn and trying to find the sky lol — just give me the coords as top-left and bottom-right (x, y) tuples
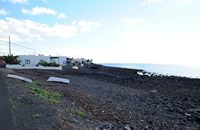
(0, 0), (200, 68)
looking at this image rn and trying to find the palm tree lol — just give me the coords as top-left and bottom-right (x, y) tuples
(3, 55), (20, 64)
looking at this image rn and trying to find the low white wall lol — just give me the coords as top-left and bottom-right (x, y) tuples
(6, 64), (62, 70)
(6, 65), (21, 69)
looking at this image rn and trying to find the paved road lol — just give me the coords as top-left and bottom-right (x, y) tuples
(0, 71), (16, 130)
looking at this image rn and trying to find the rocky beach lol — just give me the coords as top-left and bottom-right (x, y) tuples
(1, 64), (200, 130)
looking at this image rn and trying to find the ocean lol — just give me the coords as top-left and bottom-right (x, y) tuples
(101, 63), (200, 79)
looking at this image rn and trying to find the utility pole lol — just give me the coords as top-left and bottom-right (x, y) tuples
(9, 35), (11, 55)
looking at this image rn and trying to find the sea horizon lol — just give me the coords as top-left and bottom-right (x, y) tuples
(101, 63), (200, 79)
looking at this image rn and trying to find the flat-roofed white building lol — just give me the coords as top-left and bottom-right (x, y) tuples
(18, 55), (67, 66)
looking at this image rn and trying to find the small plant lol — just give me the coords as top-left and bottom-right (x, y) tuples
(23, 83), (61, 104)
(76, 111), (86, 118)
(32, 113), (42, 119)
(9, 99), (17, 109)
(50, 61), (60, 67)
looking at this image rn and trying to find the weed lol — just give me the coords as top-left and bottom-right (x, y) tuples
(9, 99), (17, 109)
(23, 83), (61, 104)
(76, 111), (86, 118)
(62, 116), (68, 122)
(32, 113), (42, 119)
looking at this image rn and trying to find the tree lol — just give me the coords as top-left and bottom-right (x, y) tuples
(3, 55), (20, 64)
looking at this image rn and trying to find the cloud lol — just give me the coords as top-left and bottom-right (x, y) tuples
(140, 0), (193, 5)
(120, 18), (143, 27)
(0, 9), (9, 15)
(147, 0), (164, 3)
(2, 0), (48, 4)
(177, 0), (193, 4)
(22, 7), (67, 19)
(140, 0), (164, 5)
(22, 7), (57, 16)
(57, 13), (67, 19)
(0, 45), (8, 55)
(72, 20), (102, 32)
(0, 17), (102, 42)
(9, 0), (28, 4)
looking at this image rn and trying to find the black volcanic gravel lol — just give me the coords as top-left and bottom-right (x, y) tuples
(4, 64), (200, 130)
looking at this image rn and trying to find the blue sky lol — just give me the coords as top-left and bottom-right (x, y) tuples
(0, 0), (200, 67)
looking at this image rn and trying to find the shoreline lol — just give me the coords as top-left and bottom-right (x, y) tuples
(100, 63), (200, 79)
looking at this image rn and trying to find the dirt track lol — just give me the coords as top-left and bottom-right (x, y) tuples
(2, 64), (200, 129)
(0, 70), (16, 130)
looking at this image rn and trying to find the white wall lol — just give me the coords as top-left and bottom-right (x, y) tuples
(6, 64), (62, 70)
(19, 55), (50, 66)
(58, 56), (67, 66)
(18, 55), (67, 66)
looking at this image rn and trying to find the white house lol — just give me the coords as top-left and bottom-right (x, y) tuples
(18, 55), (67, 66)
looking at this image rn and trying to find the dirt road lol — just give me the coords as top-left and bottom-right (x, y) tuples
(0, 71), (16, 130)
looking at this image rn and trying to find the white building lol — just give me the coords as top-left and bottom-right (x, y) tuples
(18, 55), (67, 66)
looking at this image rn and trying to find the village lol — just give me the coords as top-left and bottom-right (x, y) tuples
(0, 0), (200, 129)
(0, 52), (199, 130)
(0, 54), (93, 70)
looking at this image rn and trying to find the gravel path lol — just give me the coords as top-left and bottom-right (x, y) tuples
(0, 70), (16, 130)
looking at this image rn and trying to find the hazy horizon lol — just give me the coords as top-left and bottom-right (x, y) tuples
(0, 0), (200, 68)
(102, 63), (200, 78)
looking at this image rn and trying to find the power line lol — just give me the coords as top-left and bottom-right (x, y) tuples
(0, 42), (8, 45)
(0, 39), (8, 43)
(0, 38), (39, 55)
(1, 37), (57, 56)
(11, 42), (55, 55)
(11, 42), (35, 51)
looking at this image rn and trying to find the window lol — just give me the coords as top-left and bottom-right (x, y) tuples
(25, 60), (30, 64)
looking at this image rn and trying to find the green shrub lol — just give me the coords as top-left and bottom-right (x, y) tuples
(3, 55), (20, 64)
(24, 83), (61, 104)
(49, 61), (60, 67)
(37, 60), (59, 67)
